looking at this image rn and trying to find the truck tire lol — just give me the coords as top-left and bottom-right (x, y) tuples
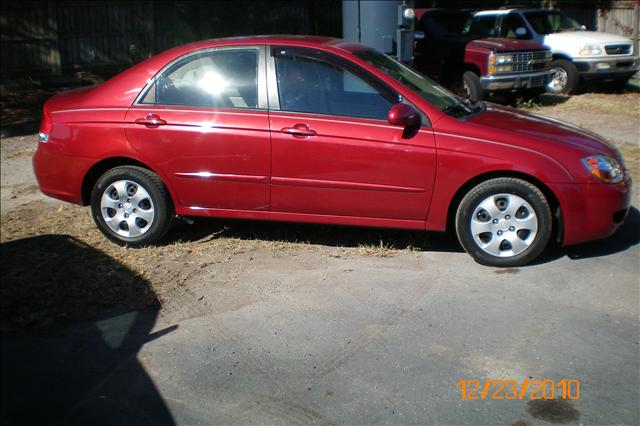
(462, 71), (484, 102)
(546, 59), (579, 94)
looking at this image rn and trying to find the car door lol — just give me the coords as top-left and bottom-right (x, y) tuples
(125, 46), (270, 211)
(267, 46), (436, 222)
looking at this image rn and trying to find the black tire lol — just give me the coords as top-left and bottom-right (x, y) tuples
(90, 166), (173, 247)
(462, 71), (484, 102)
(455, 178), (552, 267)
(547, 59), (579, 94)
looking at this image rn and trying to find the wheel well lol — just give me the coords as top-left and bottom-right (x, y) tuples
(81, 157), (154, 205)
(552, 53), (572, 62)
(463, 63), (481, 76)
(446, 171), (562, 241)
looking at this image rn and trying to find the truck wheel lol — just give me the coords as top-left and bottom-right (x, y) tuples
(462, 71), (484, 102)
(455, 178), (552, 267)
(546, 59), (579, 94)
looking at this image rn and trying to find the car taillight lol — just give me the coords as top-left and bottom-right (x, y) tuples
(39, 106), (52, 143)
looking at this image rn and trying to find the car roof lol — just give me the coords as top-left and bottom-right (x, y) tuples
(165, 35), (367, 55)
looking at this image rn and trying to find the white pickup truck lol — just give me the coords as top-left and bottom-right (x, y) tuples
(473, 8), (639, 93)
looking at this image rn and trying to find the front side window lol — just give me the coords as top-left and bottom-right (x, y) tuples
(141, 49), (258, 109)
(273, 47), (397, 120)
(465, 15), (498, 38)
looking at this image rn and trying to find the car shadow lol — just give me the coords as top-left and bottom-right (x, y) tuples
(1, 235), (176, 425)
(166, 206), (639, 264)
(165, 217), (466, 254)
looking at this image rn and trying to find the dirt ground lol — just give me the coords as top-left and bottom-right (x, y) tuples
(1, 91), (638, 336)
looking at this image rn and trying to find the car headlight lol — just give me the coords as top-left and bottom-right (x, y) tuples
(578, 45), (603, 55)
(581, 155), (624, 183)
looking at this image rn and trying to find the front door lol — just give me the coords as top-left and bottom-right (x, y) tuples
(268, 46), (436, 222)
(125, 46), (271, 211)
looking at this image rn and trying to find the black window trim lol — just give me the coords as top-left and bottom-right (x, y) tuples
(266, 45), (407, 123)
(133, 45), (268, 111)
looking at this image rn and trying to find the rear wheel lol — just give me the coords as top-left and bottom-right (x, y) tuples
(455, 178), (552, 267)
(91, 166), (173, 246)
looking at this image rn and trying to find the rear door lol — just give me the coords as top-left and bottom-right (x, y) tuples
(125, 46), (270, 212)
(267, 46), (436, 222)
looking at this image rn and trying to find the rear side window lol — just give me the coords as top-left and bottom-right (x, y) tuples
(273, 47), (397, 120)
(141, 49), (258, 109)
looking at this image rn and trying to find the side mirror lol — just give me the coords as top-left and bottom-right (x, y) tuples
(580, 24), (587, 30)
(388, 103), (420, 127)
(515, 27), (527, 37)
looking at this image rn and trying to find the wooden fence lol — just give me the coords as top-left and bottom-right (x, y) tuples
(1, 0), (637, 77)
(1, 0), (342, 76)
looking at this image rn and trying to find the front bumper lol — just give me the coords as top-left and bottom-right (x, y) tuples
(574, 56), (639, 78)
(551, 178), (632, 246)
(480, 70), (552, 91)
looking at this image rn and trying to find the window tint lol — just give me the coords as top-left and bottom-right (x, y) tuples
(273, 48), (397, 120)
(141, 49), (258, 109)
(522, 11), (582, 34)
(500, 13), (531, 38)
(466, 15), (498, 37)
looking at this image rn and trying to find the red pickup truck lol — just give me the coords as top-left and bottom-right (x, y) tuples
(413, 9), (552, 101)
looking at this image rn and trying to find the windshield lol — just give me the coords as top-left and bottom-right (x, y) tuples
(419, 11), (471, 36)
(523, 10), (582, 34)
(353, 48), (462, 113)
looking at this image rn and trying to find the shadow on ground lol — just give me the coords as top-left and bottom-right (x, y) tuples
(0, 235), (176, 425)
(165, 217), (465, 254)
(164, 206), (639, 265)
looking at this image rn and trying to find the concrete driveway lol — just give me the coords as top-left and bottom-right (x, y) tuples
(3, 213), (638, 425)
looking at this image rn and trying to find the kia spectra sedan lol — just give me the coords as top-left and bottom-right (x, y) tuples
(33, 36), (631, 267)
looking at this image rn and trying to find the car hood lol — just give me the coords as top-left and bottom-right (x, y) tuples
(465, 103), (616, 156)
(544, 30), (631, 45)
(469, 37), (547, 52)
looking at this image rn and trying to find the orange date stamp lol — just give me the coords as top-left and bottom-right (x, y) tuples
(456, 379), (580, 400)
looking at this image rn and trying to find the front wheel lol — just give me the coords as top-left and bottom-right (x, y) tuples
(462, 71), (484, 102)
(90, 166), (173, 247)
(546, 59), (579, 94)
(455, 178), (552, 267)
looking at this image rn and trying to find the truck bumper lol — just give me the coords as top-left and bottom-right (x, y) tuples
(574, 56), (639, 78)
(480, 70), (551, 91)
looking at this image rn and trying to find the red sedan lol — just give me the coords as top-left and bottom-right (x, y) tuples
(33, 36), (631, 266)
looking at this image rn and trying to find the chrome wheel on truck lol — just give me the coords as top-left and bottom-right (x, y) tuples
(546, 59), (579, 94)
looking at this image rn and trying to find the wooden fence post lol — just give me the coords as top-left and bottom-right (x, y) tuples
(47, 0), (61, 74)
